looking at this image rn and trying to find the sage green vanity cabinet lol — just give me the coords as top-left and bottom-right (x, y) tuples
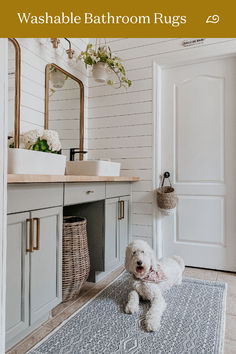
(6, 181), (133, 349)
(105, 198), (120, 271)
(105, 196), (130, 270)
(118, 196), (130, 263)
(6, 213), (29, 348)
(6, 203), (62, 350)
(30, 207), (62, 325)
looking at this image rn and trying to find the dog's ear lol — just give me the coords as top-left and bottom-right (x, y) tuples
(125, 244), (132, 273)
(150, 249), (158, 271)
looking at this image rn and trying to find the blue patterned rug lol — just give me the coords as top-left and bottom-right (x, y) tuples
(28, 273), (226, 354)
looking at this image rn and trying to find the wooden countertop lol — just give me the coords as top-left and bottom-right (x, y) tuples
(8, 174), (140, 184)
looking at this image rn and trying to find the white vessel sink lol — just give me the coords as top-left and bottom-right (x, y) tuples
(8, 148), (66, 175)
(66, 160), (121, 176)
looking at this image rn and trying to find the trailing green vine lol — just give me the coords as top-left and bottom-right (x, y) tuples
(78, 44), (132, 88)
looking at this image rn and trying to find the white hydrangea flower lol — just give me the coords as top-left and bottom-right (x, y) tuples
(41, 130), (61, 152)
(21, 129), (42, 149)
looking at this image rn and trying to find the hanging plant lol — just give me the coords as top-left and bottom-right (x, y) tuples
(78, 43), (132, 88)
(49, 66), (68, 92)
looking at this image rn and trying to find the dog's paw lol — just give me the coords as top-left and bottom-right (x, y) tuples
(145, 317), (161, 332)
(125, 302), (139, 314)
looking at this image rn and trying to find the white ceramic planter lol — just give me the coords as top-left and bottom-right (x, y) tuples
(50, 70), (66, 88)
(8, 148), (66, 175)
(92, 62), (108, 83)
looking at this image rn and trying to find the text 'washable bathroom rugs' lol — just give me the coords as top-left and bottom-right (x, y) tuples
(28, 272), (226, 354)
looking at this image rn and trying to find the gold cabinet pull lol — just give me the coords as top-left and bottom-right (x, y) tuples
(26, 218), (34, 253)
(118, 200), (125, 220)
(86, 190), (94, 194)
(33, 218), (40, 251)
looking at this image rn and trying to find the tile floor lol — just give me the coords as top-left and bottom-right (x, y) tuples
(7, 266), (236, 354)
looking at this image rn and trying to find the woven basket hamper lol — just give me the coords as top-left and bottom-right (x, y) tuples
(156, 186), (177, 210)
(62, 216), (90, 302)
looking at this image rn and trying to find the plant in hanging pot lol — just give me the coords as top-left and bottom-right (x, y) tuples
(8, 129), (66, 175)
(49, 66), (68, 89)
(78, 44), (132, 88)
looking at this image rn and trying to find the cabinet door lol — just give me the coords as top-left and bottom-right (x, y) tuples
(119, 196), (131, 263)
(105, 198), (120, 271)
(6, 213), (29, 347)
(30, 207), (62, 325)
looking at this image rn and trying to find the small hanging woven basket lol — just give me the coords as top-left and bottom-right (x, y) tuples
(157, 186), (177, 210)
(157, 172), (177, 210)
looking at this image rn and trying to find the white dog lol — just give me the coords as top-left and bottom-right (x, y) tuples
(125, 240), (184, 332)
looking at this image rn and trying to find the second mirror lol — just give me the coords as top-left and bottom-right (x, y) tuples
(45, 63), (85, 160)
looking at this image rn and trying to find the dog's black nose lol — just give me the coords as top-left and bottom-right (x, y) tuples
(137, 260), (142, 266)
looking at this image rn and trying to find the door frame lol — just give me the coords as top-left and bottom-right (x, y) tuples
(0, 38), (8, 354)
(152, 39), (236, 259)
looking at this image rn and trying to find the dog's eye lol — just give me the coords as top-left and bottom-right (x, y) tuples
(133, 251), (136, 255)
(141, 251), (144, 254)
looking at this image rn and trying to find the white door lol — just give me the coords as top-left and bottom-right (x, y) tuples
(161, 56), (236, 271)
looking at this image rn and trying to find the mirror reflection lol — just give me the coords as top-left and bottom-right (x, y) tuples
(8, 38), (20, 148)
(46, 64), (84, 160)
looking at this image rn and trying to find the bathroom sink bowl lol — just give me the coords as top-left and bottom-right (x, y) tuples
(66, 160), (121, 176)
(8, 148), (66, 175)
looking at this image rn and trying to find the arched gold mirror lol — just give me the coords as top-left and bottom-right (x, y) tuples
(45, 63), (85, 160)
(8, 38), (21, 148)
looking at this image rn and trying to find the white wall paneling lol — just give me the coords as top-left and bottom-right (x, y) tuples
(10, 37), (236, 250)
(88, 38), (236, 249)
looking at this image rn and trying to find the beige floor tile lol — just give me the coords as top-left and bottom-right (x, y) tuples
(52, 281), (94, 317)
(226, 315), (236, 341)
(224, 339), (236, 354)
(183, 267), (218, 281)
(217, 272), (236, 296)
(226, 293), (236, 316)
(7, 325), (51, 354)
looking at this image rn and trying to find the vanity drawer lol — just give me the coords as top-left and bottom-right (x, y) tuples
(7, 184), (63, 214)
(106, 182), (131, 198)
(64, 183), (105, 205)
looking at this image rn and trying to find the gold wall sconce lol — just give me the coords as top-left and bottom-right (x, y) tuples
(64, 38), (75, 59)
(50, 38), (60, 48)
(50, 38), (75, 59)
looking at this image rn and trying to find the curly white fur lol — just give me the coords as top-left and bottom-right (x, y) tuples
(125, 240), (184, 332)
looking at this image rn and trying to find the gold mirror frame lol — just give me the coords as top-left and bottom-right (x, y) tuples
(8, 38), (21, 148)
(45, 63), (85, 160)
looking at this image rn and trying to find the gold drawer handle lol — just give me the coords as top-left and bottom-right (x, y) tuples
(26, 218), (34, 253)
(33, 218), (40, 251)
(86, 190), (94, 194)
(118, 200), (125, 220)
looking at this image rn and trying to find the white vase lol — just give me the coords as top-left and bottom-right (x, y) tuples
(50, 70), (66, 88)
(92, 62), (108, 83)
(8, 148), (66, 175)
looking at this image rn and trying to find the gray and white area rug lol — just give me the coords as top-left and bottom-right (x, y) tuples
(29, 272), (226, 354)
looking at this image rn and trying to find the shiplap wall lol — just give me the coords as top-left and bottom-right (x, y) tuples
(16, 38), (89, 151)
(87, 38), (235, 247)
(15, 37), (235, 247)
(49, 76), (81, 158)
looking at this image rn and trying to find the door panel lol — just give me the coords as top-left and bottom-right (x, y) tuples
(6, 213), (29, 346)
(119, 197), (130, 263)
(30, 207), (62, 324)
(161, 56), (236, 271)
(176, 76), (224, 183)
(105, 198), (120, 271)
